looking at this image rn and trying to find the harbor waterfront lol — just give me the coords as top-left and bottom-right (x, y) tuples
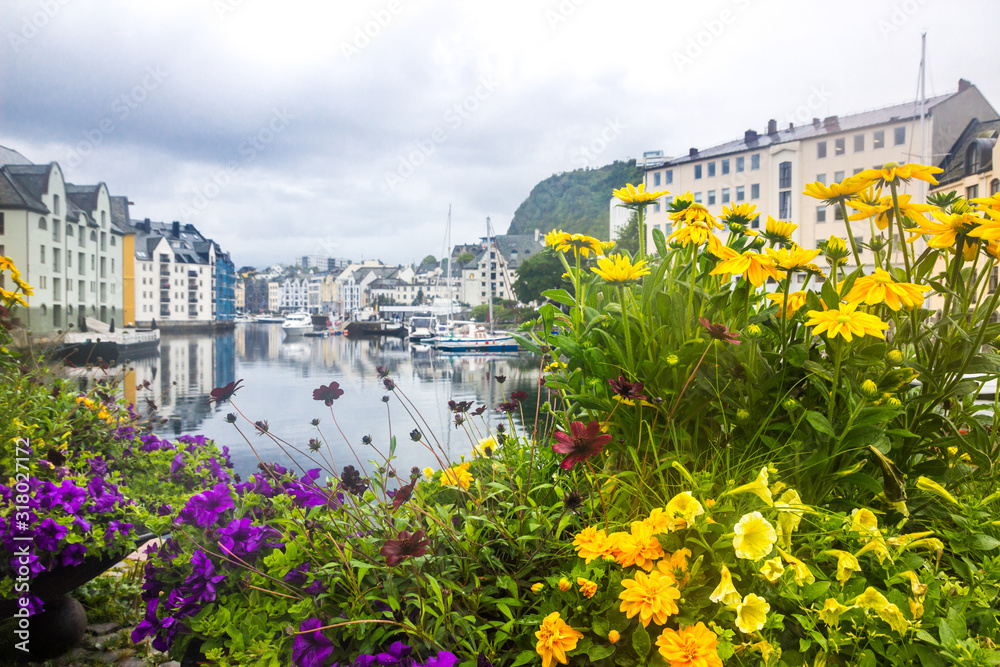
(129, 322), (540, 479)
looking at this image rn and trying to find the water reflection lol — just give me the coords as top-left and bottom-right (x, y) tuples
(133, 324), (540, 478)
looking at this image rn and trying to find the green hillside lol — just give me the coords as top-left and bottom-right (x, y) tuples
(506, 160), (644, 240)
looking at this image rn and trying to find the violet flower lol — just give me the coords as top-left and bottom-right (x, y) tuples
(293, 618), (335, 667)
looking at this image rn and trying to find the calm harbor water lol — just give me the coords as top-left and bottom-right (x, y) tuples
(128, 323), (541, 479)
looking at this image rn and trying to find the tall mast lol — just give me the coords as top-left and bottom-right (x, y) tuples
(919, 33), (927, 201)
(445, 204), (452, 321)
(486, 216), (494, 332)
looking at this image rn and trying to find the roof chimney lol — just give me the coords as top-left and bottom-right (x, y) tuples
(958, 78), (972, 92)
(788, 122), (794, 130)
(745, 129), (758, 144)
(823, 115), (839, 130)
(767, 119), (777, 136)
(172, 221), (180, 237)
(689, 147), (699, 157)
(812, 117), (821, 127)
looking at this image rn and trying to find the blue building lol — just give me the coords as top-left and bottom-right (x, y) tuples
(214, 243), (236, 324)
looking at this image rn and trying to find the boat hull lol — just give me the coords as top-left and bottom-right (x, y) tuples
(430, 335), (519, 352)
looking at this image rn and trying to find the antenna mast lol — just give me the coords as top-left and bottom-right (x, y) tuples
(919, 33), (927, 200)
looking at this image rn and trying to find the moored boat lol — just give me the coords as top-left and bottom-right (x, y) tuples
(281, 311), (313, 337)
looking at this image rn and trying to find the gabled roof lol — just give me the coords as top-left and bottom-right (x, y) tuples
(934, 118), (1000, 188)
(0, 146), (32, 166)
(109, 195), (131, 232)
(652, 93), (958, 168)
(5, 164), (53, 204)
(0, 167), (48, 213)
(65, 183), (101, 212)
(493, 234), (543, 269)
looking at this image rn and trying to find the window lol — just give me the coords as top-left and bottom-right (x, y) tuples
(834, 206), (844, 221)
(39, 217), (47, 230)
(653, 202), (661, 213)
(110, 236), (116, 246)
(0, 212), (4, 234)
(665, 169), (673, 184)
(100, 211), (106, 228)
(78, 227), (85, 247)
(53, 221), (60, 242)
(40, 245), (46, 263)
(694, 192), (702, 203)
(736, 186), (745, 202)
(91, 255), (95, 270)
(835, 138), (845, 155)
(53, 248), (60, 272)
(779, 162), (792, 189)
(654, 172), (661, 186)
(736, 156), (745, 172)
(873, 130), (885, 149)
(992, 179), (1000, 196)
(751, 184), (760, 199)
(751, 154), (760, 170)
(694, 165), (702, 179)
(853, 168), (864, 175)
(722, 188), (730, 204)
(834, 170), (845, 182)
(67, 252), (72, 268)
(722, 159), (730, 175)
(750, 215), (761, 229)
(817, 141), (827, 159)
(967, 184), (980, 200)
(53, 278), (60, 301)
(779, 191), (792, 220)
(707, 162), (716, 177)
(894, 127), (905, 145)
(100, 232), (106, 251)
(816, 173), (827, 185)
(707, 190), (716, 205)
(66, 224), (73, 237)
(817, 206), (826, 223)
(854, 134), (865, 152)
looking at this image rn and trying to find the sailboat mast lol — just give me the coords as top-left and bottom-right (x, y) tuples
(919, 33), (927, 201)
(446, 204), (452, 321)
(486, 216), (494, 332)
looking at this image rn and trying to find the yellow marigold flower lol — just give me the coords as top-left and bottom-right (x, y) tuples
(915, 476), (959, 506)
(762, 216), (798, 245)
(614, 182), (670, 207)
(657, 549), (693, 582)
(531, 582), (545, 594)
(441, 461), (473, 489)
(710, 248), (786, 287)
(824, 549), (861, 584)
(577, 577), (597, 599)
(615, 522), (665, 570)
(803, 175), (870, 204)
(608, 630), (620, 644)
(655, 622), (723, 667)
(908, 209), (984, 255)
(817, 598), (852, 626)
(422, 467), (434, 479)
(847, 193), (934, 230)
(725, 467), (773, 506)
(618, 569), (681, 627)
(736, 593), (770, 633)
(765, 291), (808, 319)
(558, 577), (572, 592)
(535, 611), (583, 667)
(843, 269), (931, 311)
(805, 303), (888, 342)
(665, 491), (705, 526)
(591, 254), (650, 285)
(759, 557), (785, 584)
(473, 437), (497, 458)
(643, 508), (674, 535)
(766, 245), (821, 271)
(856, 161), (943, 188)
(573, 526), (614, 563)
(777, 548), (815, 586)
(733, 512), (777, 561)
(709, 564), (741, 605)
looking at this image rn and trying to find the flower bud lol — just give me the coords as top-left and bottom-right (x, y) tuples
(666, 354), (679, 367)
(558, 577), (572, 592)
(736, 408), (750, 422)
(744, 324), (762, 340)
(887, 396), (901, 407)
(608, 630), (620, 644)
(782, 398), (800, 411)
(887, 349), (903, 364)
(860, 380), (879, 399)
(531, 582), (544, 594)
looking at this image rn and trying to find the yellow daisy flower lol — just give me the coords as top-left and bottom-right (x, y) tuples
(805, 303), (888, 342)
(591, 254), (650, 285)
(614, 182), (670, 207)
(842, 269), (932, 311)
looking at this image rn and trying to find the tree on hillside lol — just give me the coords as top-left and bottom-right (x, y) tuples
(512, 249), (572, 304)
(421, 255), (436, 265)
(613, 211), (640, 256)
(455, 252), (475, 265)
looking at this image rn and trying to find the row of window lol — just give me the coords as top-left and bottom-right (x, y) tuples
(686, 184), (763, 207)
(817, 127), (906, 159)
(689, 154), (762, 181)
(36, 218), (114, 250)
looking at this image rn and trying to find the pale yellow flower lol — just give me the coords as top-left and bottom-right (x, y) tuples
(775, 488), (804, 548)
(759, 557), (785, 584)
(824, 549), (860, 584)
(735, 593), (770, 633)
(725, 467), (773, 506)
(709, 564), (741, 605)
(817, 598), (852, 625)
(665, 491), (705, 526)
(733, 512), (777, 561)
(777, 548), (815, 586)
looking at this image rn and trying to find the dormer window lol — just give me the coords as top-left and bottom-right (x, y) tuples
(53, 195), (60, 216)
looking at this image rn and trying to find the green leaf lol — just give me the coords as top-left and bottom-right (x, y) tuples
(632, 623), (651, 660)
(588, 644), (616, 661)
(785, 343), (808, 367)
(512, 650), (538, 667)
(938, 618), (956, 647)
(541, 289), (575, 307)
(800, 581), (831, 602)
(969, 534), (1000, 551)
(805, 411), (834, 436)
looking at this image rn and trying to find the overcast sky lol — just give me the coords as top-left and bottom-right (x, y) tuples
(2, 0), (998, 268)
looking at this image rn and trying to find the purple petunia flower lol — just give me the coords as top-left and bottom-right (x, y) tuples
(423, 652), (459, 667)
(217, 517), (278, 563)
(59, 542), (87, 567)
(170, 453), (185, 475)
(11, 552), (46, 578)
(283, 562), (311, 586)
(88, 456), (109, 475)
(176, 482), (234, 527)
(303, 579), (327, 595)
(293, 618), (335, 667)
(104, 520), (133, 543)
(183, 550), (226, 604)
(35, 517), (68, 551)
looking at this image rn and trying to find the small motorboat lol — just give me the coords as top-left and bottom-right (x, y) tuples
(429, 323), (519, 352)
(281, 311), (313, 337)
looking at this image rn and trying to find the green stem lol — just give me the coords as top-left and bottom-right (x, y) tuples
(638, 206), (646, 259)
(618, 284), (634, 368)
(888, 182), (913, 282)
(828, 343), (844, 418)
(839, 199), (863, 269)
(686, 242), (697, 338)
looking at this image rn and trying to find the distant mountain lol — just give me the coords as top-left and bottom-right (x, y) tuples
(506, 160), (644, 240)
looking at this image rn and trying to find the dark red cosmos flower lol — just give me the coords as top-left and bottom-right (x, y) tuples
(380, 530), (430, 566)
(510, 391), (527, 403)
(312, 382), (344, 406)
(376, 365), (390, 378)
(383, 378), (396, 391)
(254, 420), (269, 435)
(495, 375), (506, 384)
(209, 379), (244, 404)
(551, 420), (612, 470)
(391, 478), (417, 511)
(608, 375), (647, 400)
(496, 401), (518, 414)
(471, 405), (487, 416)
(699, 318), (741, 345)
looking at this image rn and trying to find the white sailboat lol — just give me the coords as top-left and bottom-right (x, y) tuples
(430, 216), (519, 353)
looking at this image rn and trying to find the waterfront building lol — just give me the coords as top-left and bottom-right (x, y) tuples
(215, 244), (236, 323)
(235, 280), (245, 311)
(267, 280), (281, 312)
(458, 233), (543, 307)
(0, 147), (126, 333)
(641, 79), (998, 275)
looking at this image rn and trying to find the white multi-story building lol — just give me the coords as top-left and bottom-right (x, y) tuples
(0, 147), (126, 333)
(131, 220), (216, 327)
(279, 277), (309, 312)
(642, 80), (998, 273)
(267, 280), (281, 312)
